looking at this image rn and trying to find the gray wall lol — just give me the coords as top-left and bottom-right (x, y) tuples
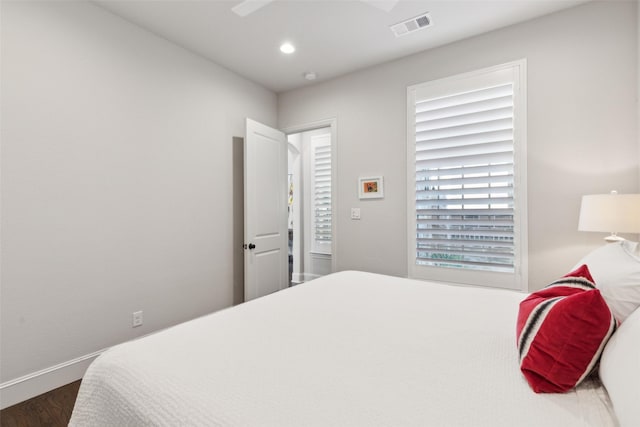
(1, 1), (277, 383)
(278, 0), (639, 290)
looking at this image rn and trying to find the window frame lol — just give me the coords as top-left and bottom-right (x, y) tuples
(406, 60), (528, 291)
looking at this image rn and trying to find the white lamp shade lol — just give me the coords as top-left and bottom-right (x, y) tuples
(578, 193), (640, 233)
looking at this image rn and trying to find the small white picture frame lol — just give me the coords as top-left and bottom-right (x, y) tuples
(358, 176), (384, 199)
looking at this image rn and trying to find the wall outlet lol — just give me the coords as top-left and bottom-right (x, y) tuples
(132, 311), (143, 328)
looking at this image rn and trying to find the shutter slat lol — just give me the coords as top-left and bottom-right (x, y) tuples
(417, 140), (513, 162)
(416, 98), (513, 127)
(418, 239), (513, 248)
(416, 163), (511, 178)
(416, 84), (513, 113)
(417, 247), (514, 259)
(416, 187), (513, 198)
(416, 174), (513, 187)
(416, 200), (513, 209)
(416, 128), (513, 147)
(417, 228), (513, 238)
(416, 205), (513, 213)
(416, 152), (512, 170)
(416, 117), (513, 142)
(417, 218), (513, 227)
(416, 257), (515, 270)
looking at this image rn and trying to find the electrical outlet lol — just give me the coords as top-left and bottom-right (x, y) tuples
(132, 311), (143, 328)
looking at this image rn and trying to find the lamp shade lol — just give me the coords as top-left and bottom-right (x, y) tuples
(578, 193), (640, 234)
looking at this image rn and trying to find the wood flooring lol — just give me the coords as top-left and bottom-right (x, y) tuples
(0, 380), (81, 427)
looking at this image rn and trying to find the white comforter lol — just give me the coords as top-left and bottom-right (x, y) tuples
(70, 271), (617, 426)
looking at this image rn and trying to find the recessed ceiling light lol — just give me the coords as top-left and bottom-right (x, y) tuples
(303, 72), (317, 81)
(280, 42), (295, 54)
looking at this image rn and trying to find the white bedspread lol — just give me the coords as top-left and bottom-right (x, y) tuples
(70, 271), (617, 426)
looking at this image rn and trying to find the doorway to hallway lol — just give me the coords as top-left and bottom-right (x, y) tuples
(287, 126), (332, 285)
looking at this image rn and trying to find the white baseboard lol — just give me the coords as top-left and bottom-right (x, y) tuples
(0, 323), (182, 409)
(0, 349), (104, 409)
(292, 272), (324, 283)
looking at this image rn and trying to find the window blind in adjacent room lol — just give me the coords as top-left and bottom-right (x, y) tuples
(312, 140), (332, 252)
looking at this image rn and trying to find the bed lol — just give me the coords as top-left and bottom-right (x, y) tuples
(68, 269), (634, 426)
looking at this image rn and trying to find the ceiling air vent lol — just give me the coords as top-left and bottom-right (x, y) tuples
(390, 12), (432, 37)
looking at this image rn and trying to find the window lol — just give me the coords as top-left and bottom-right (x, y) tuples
(310, 134), (332, 254)
(407, 61), (527, 290)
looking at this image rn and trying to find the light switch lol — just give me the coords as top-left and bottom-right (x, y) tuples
(351, 208), (361, 220)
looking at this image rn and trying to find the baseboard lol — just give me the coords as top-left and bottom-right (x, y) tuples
(0, 349), (103, 409)
(292, 272), (324, 283)
(0, 323), (183, 409)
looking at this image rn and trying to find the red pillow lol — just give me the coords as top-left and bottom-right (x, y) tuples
(516, 265), (617, 393)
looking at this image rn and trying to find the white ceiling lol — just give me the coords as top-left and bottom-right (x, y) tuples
(95, 0), (588, 93)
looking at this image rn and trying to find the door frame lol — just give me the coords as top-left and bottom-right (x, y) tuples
(281, 118), (338, 274)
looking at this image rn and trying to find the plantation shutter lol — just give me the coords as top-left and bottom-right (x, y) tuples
(408, 62), (526, 290)
(312, 142), (332, 251)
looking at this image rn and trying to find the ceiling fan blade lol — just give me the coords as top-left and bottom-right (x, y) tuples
(360, 0), (399, 13)
(232, 0), (274, 17)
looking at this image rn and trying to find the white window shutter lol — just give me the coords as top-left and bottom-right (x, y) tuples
(311, 137), (332, 253)
(408, 61), (527, 290)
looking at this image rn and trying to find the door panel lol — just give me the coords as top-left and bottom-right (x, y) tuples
(244, 118), (288, 301)
(254, 249), (283, 296)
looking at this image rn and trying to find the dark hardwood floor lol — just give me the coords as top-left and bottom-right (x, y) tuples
(0, 380), (81, 427)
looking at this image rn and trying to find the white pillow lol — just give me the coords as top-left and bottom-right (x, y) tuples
(599, 307), (640, 427)
(574, 240), (640, 322)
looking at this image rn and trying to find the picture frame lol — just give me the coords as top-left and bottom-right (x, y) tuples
(358, 176), (384, 199)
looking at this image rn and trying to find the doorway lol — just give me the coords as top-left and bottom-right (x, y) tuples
(242, 118), (336, 302)
(287, 126), (333, 285)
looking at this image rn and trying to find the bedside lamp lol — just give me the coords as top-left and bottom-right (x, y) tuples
(578, 191), (640, 242)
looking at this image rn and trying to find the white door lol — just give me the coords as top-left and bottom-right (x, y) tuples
(244, 118), (288, 301)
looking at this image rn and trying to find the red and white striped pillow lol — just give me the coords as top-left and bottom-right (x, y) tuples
(516, 265), (617, 393)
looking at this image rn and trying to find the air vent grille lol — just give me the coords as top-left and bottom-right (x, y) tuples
(390, 12), (432, 37)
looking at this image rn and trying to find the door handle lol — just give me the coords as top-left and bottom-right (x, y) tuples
(244, 243), (256, 250)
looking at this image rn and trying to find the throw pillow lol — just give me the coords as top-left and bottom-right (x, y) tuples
(516, 265), (617, 393)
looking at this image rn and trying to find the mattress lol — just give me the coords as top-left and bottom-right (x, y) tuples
(69, 271), (617, 426)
